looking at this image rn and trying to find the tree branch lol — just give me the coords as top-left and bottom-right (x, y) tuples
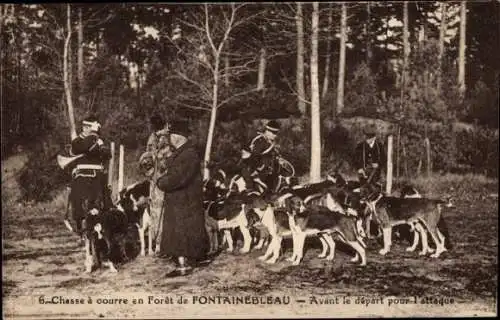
(217, 88), (260, 109)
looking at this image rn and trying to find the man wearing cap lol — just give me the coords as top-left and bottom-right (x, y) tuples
(69, 115), (112, 236)
(240, 120), (281, 192)
(354, 124), (386, 185)
(156, 119), (210, 277)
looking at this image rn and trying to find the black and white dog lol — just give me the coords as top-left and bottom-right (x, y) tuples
(117, 180), (156, 256)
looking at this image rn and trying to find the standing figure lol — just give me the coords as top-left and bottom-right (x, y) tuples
(156, 119), (210, 277)
(140, 114), (172, 254)
(69, 116), (112, 237)
(354, 124), (386, 186)
(241, 120), (282, 193)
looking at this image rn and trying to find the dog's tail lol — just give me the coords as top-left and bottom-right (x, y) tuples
(438, 215), (453, 250)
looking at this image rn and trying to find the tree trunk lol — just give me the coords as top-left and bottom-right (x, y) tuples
(437, 3), (446, 92)
(203, 61), (219, 181)
(400, 1), (409, 112)
(458, 1), (466, 96)
(296, 2), (306, 116)
(257, 47), (266, 90)
(365, 2), (372, 64)
(77, 7), (84, 101)
(64, 4), (77, 140)
(310, 2), (321, 183)
(336, 2), (347, 115)
(321, 3), (333, 99)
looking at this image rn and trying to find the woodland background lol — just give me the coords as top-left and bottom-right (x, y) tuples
(0, 2), (498, 202)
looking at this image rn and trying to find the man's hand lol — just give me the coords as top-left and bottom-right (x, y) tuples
(97, 139), (104, 146)
(371, 163), (379, 169)
(357, 168), (365, 175)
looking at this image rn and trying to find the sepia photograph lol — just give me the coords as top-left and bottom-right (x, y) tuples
(2, 2), (498, 318)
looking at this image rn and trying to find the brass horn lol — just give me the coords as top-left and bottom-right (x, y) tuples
(57, 154), (84, 169)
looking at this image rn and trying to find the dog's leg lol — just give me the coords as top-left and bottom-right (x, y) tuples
(239, 226), (252, 254)
(324, 234), (336, 261)
(84, 237), (93, 273)
(414, 223), (430, 256)
(254, 228), (265, 250)
(379, 227), (392, 255)
(292, 232), (307, 266)
(259, 236), (274, 261)
(143, 209), (153, 256)
(365, 214), (374, 239)
(137, 224), (146, 257)
(427, 223), (446, 258)
(286, 231), (299, 262)
(224, 229), (234, 252)
(348, 239), (367, 266)
(266, 235), (283, 264)
(436, 228), (446, 252)
(317, 234), (329, 259)
(406, 222), (420, 252)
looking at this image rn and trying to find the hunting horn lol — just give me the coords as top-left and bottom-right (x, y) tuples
(57, 154), (84, 169)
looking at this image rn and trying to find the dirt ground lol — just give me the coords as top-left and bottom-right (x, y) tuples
(2, 154), (498, 318)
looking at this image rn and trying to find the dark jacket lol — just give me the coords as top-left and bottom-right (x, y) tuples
(71, 133), (111, 167)
(156, 140), (209, 261)
(354, 139), (386, 171)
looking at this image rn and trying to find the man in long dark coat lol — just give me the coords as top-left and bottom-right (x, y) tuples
(156, 119), (209, 277)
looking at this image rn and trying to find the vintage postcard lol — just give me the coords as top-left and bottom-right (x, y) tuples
(2, 2), (498, 318)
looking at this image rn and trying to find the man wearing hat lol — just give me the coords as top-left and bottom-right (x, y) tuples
(240, 120), (281, 192)
(156, 118), (210, 277)
(354, 123), (386, 185)
(68, 115), (112, 236)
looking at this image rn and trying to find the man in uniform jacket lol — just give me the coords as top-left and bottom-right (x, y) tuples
(69, 116), (112, 236)
(354, 124), (386, 185)
(240, 120), (281, 193)
(156, 119), (210, 277)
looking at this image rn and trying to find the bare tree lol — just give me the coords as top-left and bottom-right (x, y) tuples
(296, 2), (306, 116)
(77, 6), (84, 101)
(64, 3), (77, 140)
(321, 3), (333, 99)
(336, 2), (347, 115)
(400, 1), (409, 112)
(165, 4), (261, 180)
(310, 2), (321, 183)
(437, 2), (447, 92)
(458, 1), (466, 96)
(365, 2), (372, 64)
(257, 47), (266, 90)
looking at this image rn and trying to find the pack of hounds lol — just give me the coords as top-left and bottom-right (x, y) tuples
(79, 167), (454, 274)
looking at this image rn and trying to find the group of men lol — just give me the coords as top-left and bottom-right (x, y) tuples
(66, 114), (385, 278)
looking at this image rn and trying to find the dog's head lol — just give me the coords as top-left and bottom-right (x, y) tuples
(118, 180), (151, 212)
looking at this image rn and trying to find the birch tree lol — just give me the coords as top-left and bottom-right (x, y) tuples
(310, 2), (321, 183)
(336, 2), (347, 115)
(321, 3), (333, 99)
(437, 2), (447, 92)
(64, 4), (77, 140)
(77, 6), (84, 103)
(458, 1), (466, 96)
(400, 1), (409, 112)
(164, 4), (261, 180)
(296, 2), (306, 116)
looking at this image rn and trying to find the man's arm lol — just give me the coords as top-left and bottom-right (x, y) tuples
(156, 148), (200, 193)
(353, 142), (364, 172)
(71, 135), (99, 155)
